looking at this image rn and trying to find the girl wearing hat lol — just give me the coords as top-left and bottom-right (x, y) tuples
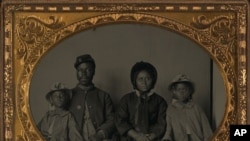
(37, 83), (83, 141)
(162, 74), (212, 141)
(116, 61), (167, 141)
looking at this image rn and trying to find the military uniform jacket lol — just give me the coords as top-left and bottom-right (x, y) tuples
(69, 85), (115, 139)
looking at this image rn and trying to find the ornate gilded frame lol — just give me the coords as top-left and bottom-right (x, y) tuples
(0, 0), (249, 140)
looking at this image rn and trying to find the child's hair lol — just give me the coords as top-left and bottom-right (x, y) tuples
(168, 74), (195, 95)
(46, 82), (71, 110)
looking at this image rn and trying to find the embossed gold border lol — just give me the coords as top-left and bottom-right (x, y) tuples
(0, 0), (249, 141)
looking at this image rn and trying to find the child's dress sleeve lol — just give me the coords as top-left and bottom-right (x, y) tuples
(197, 105), (213, 141)
(162, 114), (173, 141)
(37, 112), (52, 140)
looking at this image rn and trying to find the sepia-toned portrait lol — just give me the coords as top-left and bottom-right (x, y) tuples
(0, 0), (249, 141)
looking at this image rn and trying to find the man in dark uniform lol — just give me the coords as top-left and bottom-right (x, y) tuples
(69, 54), (115, 141)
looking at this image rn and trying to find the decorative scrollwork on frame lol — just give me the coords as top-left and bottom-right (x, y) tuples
(240, 69), (247, 87)
(220, 4), (248, 124)
(221, 4), (247, 27)
(15, 12), (240, 141)
(4, 65), (14, 140)
(2, 5), (23, 141)
(16, 16), (65, 63)
(191, 15), (236, 46)
(16, 130), (29, 141)
(190, 15), (236, 65)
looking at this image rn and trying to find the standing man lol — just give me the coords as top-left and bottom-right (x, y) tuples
(69, 54), (115, 141)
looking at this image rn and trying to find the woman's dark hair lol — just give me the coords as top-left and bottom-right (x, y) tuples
(130, 61), (157, 90)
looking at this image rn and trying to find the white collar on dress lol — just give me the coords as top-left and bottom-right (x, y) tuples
(135, 89), (154, 98)
(171, 99), (194, 109)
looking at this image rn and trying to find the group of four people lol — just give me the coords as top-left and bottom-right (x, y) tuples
(37, 54), (213, 141)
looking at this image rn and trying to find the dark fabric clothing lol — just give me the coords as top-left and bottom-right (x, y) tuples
(69, 85), (115, 139)
(115, 92), (167, 141)
(37, 109), (83, 141)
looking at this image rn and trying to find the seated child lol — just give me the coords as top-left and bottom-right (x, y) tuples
(37, 82), (83, 141)
(162, 74), (213, 141)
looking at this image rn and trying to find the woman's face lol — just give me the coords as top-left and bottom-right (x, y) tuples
(172, 83), (191, 103)
(135, 70), (153, 93)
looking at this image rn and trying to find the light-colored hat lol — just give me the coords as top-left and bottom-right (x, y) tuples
(168, 74), (194, 92)
(46, 82), (70, 102)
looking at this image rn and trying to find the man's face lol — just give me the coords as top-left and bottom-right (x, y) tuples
(76, 62), (95, 86)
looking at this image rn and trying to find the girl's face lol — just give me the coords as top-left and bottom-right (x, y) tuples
(172, 83), (191, 103)
(50, 91), (67, 108)
(136, 70), (153, 93)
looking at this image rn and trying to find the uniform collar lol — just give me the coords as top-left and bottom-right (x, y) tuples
(76, 83), (95, 91)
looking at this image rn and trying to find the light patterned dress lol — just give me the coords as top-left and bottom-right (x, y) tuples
(162, 100), (213, 141)
(37, 109), (83, 141)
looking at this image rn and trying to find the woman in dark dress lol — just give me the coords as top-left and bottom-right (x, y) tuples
(115, 61), (167, 141)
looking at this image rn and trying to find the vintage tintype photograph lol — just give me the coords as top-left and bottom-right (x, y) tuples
(0, 0), (249, 141)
